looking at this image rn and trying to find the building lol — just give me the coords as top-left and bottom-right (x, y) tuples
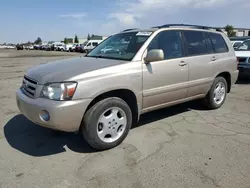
(218, 27), (250, 37)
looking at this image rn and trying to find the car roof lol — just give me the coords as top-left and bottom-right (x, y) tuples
(120, 24), (223, 35)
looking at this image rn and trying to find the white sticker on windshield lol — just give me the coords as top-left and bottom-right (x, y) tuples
(136, 31), (152, 36)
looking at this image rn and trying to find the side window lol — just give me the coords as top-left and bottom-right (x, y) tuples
(209, 33), (229, 53)
(147, 30), (183, 60)
(183, 30), (211, 56)
(87, 43), (91, 46)
(93, 42), (98, 46)
(203, 32), (214, 54)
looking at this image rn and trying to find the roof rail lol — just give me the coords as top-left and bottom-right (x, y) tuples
(153, 24), (223, 32)
(121, 28), (139, 32)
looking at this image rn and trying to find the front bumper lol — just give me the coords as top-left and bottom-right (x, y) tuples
(16, 89), (91, 132)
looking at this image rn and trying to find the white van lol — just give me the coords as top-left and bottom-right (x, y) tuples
(81, 40), (102, 53)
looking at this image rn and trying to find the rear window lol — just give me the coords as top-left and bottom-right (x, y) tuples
(209, 33), (228, 53)
(183, 30), (214, 56)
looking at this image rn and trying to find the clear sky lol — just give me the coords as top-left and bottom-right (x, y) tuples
(0, 0), (249, 43)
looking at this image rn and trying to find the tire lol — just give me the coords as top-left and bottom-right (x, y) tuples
(82, 97), (132, 150)
(203, 76), (228, 109)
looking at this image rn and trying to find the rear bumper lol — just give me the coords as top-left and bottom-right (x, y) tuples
(231, 70), (239, 84)
(16, 89), (91, 132)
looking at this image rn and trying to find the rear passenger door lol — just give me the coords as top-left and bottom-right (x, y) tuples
(182, 30), (216, 97)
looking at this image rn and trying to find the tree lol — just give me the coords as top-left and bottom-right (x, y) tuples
(87, 33), (91, 40)
(74, 34), (79, 43)
(34, 37), (42, 44)
(225, 25), (236, 37)
(64, 37), (69, 44)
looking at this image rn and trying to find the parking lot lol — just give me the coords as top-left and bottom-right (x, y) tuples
(0, 49), (250, 188)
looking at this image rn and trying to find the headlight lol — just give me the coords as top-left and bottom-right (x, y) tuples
(41, 82), (77, 100)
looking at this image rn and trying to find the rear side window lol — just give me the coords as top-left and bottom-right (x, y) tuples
(92, 42), (98, 46)
(209, 33), (228, 53)
(203, 32), (214, 54)
(183, 30), (213, 56)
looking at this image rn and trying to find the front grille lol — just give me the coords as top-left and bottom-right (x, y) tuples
(21, 76), (38, 97)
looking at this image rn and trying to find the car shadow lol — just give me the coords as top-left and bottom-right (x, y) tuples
(4, 115), (97, 156)
(236, 77), (250, 84)
(4, 101), (206, 157)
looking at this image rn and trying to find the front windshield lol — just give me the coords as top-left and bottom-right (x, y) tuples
(86, 31), (153, 61)
(236, 40), (250, 51)
(83, 41), (88, 46)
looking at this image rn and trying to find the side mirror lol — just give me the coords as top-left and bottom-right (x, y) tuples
(144, 49), (164, 63)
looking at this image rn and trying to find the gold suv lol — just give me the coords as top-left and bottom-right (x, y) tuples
(16, 24), (239, 150)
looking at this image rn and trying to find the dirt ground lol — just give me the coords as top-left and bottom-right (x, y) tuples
(0, 50), (250, 188)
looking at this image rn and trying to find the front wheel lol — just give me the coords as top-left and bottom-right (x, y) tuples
(82, 97), (132, 150)
(203, 76), (228, 109)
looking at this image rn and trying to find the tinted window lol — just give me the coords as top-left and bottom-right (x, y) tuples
(92, 42), (98, 46)
(203, 32), (214, 53)
(183, 30), (212, 56)
(87, 43), (91, 46)
(209, 33), (228, 53)
(147, 30), (183, 60)
(235, 40), (250, 51)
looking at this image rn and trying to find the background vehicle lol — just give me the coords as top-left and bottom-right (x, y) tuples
(231, 40), (243, 49)
(16, 24), (238, 150)
(16, 44), (24, 50)
(81, 40), (102, 53)
(235, 39), (250, 78)
(75, 44), (81, 52)
(33, 44), (41, 50)
(64, 44), (74, 52)
(55, 44), (65, 51)
(69, 44), (78, 52)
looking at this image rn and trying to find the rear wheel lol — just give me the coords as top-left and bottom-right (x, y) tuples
(82, 97), (132, 150)
(203, 76), (227, 109)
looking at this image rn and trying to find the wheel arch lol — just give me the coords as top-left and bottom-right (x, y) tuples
(216, 72), (231, 93)
(82, 89), (140, 128)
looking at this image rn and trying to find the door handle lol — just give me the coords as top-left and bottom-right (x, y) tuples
(211, 56), (217, 61)
(179, 61), (187, 67)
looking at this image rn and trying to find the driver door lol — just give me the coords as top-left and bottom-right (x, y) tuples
(142, 30), (189, 110)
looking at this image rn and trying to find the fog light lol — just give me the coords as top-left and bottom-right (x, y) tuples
(39, 110), (50, 122)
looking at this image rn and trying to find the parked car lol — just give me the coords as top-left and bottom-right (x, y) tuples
(75, 44), (81, 52)
(16, 24), (238, 150)
(64, 44), (73, 52)
(234, 39), (250, 78)
(55, 44), (64, 51)
(81, 40), (102, 53)
(25, 45), (34, 50)
(33, 45), (41, 50)
(16, 44), (24, 50)
(69, 44), (78, 52)
(231, 40), (243, 49)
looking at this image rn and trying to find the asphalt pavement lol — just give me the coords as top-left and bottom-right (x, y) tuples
(0, 50), (250, 188)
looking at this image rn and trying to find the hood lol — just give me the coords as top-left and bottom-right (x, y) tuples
(26, 56), (125, 84)
(235, 51), (250, 58)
